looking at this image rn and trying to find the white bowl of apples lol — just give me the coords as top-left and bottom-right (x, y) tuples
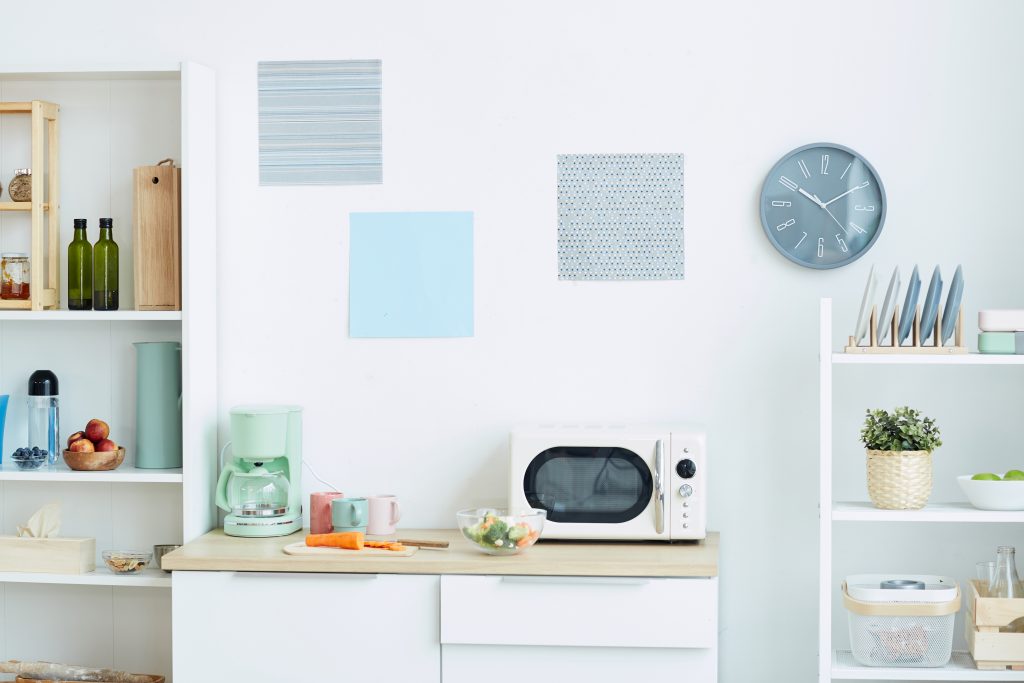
(958, 470), (1024, 511)
(64, 419), (124, 471)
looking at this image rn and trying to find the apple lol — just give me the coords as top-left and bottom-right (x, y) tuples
(1005, 470), (1024, 481)
(85, 419), (110, 443)
(67, 431), (86, 447)
(94, 439), (118, 452)
(69, 438), (95, 453)
(973, 472), (1001, 481)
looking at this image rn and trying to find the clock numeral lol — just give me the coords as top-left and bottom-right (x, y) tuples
(854, 204), (875, 212)
(771, 200), (792, 207)
(817, 237), (825, 258)
(779, 176), (798, 191)
(835, 234), (849, 253)
(776, 218), (796, 231)
(797, 159), (811, 179)
(840, 162), (853, 180)
(848, 222), (867, 234)
(795, 232), (808, 249)
(821, 154), (829, 175)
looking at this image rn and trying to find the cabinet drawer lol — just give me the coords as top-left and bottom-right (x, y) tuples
(440, 575), (716, 648)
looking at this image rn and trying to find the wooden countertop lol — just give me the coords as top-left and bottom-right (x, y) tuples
(163, 529), (719, 577)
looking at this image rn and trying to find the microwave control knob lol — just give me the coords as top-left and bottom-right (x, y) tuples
(678, 484), (693, 498)
(676, 459), (697, 479)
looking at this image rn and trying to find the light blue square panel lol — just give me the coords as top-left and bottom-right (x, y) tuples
(349, 212), (474, 338)
(258, 59), (382, 185)
(558, 153), (684, 280)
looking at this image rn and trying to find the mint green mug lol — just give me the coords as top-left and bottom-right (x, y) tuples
(331, 497), (368, 533)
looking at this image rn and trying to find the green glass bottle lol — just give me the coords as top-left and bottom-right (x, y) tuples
(67, 218), (92, 310)
(93, 217), (119, 311)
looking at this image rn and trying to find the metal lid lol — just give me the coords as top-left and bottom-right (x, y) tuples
(13, 168), (30, 176)
(1, 252), (27, 258)
(881, 579), (925, 590)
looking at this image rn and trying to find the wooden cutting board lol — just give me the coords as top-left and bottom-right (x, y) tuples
(283, 542), (418, 558)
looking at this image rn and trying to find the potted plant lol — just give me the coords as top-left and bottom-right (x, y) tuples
(860, 407), (942, 510)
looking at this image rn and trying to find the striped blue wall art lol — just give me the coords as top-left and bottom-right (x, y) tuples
(258, 60), (382, 185)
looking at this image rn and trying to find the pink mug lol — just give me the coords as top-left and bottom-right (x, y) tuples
(367, 494), (402, 535)
(310, 491), (344, 534)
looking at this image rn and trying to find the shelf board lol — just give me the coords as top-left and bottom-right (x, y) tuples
(833, 353), (1024, 365)
(832, 650), (1024, 680)
(833, 501), (1024, 523)
(0, 568), (170, 588)
(0, 463), (182, 483)
(0, 201), (48, 211)
(0, 309), (181, 321)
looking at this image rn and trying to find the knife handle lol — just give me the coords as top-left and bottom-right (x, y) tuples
(397, 539), (449, 549)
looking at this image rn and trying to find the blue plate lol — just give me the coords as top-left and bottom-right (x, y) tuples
(919, 266), (943, 340)
(941, 265), (964, 343)
(898, 265), (921, 344)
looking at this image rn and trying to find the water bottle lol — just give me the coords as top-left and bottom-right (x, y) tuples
(27, 370), (59, 465)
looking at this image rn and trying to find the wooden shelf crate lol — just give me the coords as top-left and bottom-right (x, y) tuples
(966, 579), (1024, 671)
(0, 100), (60, 311)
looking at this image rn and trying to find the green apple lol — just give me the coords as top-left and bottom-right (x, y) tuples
(973, 473), (1002, 481)
(1004, 470), (1024, 481)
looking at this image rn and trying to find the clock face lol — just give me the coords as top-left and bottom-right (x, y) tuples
(760, 143), (886, 269)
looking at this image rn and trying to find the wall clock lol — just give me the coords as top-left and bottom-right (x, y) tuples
(759, 143), (886, 269)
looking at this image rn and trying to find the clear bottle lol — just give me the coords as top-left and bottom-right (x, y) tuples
(990, 546), (1024, 598)
(93, 217), (118, 310)
(27, 370), (59, 465)
(68, 218), (93, 310)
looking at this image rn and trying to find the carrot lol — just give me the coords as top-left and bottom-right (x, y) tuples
(305, 532), (365, 550)
(364, 540), (406, 551)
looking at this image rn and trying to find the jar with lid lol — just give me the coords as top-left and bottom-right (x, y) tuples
(8, 169), (31, 202)
(1, 253), (30, 300)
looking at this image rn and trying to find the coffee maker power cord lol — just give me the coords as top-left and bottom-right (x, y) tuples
(303, 459), (341, 493)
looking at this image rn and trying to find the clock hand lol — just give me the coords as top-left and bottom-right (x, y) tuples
(798, 187), (824, 207)
(821, 203), (848, 235)
(822, 181), (870, 207)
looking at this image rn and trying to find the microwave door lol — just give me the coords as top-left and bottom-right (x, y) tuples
(521, 439), (665, 539)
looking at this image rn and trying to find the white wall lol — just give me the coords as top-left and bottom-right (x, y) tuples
(4, 1), (1024, 680)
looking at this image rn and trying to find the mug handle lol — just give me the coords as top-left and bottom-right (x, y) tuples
(351, 504), (363, 527)
(391, 499), (402, 525)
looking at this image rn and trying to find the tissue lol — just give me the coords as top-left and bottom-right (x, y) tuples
(16, 502), (61, 538)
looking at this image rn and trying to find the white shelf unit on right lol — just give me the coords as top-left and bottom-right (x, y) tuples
(819, 297), (1024, 682)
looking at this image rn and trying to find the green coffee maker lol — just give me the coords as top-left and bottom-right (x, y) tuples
(216, 405), (303, 537)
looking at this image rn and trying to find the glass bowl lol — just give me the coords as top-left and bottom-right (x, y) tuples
(102, 550), (153, 574)
(456, 508), (545, 555)
(11, 450), (47, 470)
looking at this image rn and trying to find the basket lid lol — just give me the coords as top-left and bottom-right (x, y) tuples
(845, 574), (958, 603)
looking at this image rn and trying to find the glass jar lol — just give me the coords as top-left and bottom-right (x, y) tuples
(8, 169), (31, 202)
(1, 253), (30, 300)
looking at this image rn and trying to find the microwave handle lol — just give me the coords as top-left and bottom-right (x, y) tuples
(654, 439), (665, 534)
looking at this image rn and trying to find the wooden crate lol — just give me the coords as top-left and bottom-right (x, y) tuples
(132, 160), (181, 311)
(966, 579), (1024, 670)
(0, 536), (95, 574)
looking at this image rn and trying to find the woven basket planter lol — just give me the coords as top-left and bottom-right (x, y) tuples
(866, 449), (933, 510)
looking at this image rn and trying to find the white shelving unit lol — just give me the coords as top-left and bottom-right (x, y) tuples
(0, 63), (217, 682)
(819, 298), (1024, 682)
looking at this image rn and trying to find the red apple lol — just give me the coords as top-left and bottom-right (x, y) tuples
(85, 419), (110, 443)
(69, 438), (95, 453)
(95, 439), (118, 452)
(67, 431), (86, 448)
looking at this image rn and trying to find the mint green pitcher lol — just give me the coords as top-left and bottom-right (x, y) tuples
(135, 342), (182, 469)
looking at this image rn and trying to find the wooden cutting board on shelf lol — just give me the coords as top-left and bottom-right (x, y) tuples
(282, 542), (418, 558)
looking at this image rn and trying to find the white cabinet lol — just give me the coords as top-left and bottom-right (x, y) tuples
(172, 571), (440, 683)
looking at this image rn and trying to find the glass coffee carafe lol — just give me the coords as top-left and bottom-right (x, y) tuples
(225, 465), (290, 517)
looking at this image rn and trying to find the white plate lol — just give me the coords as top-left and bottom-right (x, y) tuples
(876, 267), (901, 344)
(854, 265), (878, 343)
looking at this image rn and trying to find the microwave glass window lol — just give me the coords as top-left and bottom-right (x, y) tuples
(523, 446), (653, 523)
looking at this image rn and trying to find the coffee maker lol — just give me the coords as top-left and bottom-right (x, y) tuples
(216, 405), (303, 537)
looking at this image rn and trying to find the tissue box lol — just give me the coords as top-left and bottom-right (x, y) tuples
(0, 536), (95, 574)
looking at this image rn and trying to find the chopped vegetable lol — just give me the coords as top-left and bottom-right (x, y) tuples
(305, 531), (365, 550)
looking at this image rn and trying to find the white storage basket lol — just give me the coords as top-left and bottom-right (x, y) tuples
(843, 574), (960, 668)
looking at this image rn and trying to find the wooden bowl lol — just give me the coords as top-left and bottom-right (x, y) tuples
(63, 447), (125, 471)
(17, 677), (164, 683)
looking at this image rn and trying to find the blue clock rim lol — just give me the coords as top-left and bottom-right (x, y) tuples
(758, 142), (887, 270)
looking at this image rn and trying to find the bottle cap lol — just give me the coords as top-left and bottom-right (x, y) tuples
(74, 218), (86, 229)
(1, 253), (27, 258)
(28, 370), (58, 396)
(13, 168), (30, 176)
(99, 218), (112, 229)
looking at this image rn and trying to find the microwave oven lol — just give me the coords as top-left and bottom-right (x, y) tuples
(508, 425), (706, 541)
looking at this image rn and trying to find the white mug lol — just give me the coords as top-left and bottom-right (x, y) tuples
(367, 494), (402, 535)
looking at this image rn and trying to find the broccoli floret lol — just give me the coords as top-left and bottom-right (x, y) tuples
(483, 519), (509, 544)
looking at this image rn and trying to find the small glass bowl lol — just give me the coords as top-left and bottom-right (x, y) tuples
(11, 451), (47, 470)
(456, 508), (546, 555)
(102, 550), (153, 574)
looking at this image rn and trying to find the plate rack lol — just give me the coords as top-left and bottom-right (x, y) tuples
(845, 303), (967, 354)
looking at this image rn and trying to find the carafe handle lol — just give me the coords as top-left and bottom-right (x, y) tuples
(215, 459), (243, 512)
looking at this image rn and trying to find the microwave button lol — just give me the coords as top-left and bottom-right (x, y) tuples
(682, 523), (689, 529)
(678, 484), (693, 498)
(676, 459), (697, 479)
(683, 502), (689, 508)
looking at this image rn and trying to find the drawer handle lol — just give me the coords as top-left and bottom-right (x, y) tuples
(500, 576), (650, 586)
(230, 572), (380, 580)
